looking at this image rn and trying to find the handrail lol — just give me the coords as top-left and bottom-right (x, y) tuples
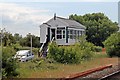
(46, 37), (55, 52)
(39, 37), (55, 53)
(39, 37), (47, 52)
(51, 37), (55, 42)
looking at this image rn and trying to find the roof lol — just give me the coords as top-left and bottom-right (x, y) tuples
(16, 50), (30, 55)
(41, 16), (86, 29)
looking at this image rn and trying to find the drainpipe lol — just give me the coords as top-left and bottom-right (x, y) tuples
(54, 13), (56, 20)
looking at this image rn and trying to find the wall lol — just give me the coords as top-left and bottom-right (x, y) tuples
(40, 24), (48, 43)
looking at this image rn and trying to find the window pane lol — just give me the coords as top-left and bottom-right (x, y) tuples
(68, 35), (70, 38)
(73, 35), (75, 39)
(57, 29), (62, 34)
(70, 35), (73, 39)
(63, 30), (65, 34)
(74, 30), (76, 34)
(77, 31), (79, 37)
(70, 30), (73, 34)
(57, 35), (62, 39)
(63, 35), (65, 38)
(68, 30), (70, 34)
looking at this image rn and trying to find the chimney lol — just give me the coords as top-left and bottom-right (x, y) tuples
(54, 13), (56, 20)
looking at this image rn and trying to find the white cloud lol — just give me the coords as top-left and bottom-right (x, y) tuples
(0, 3), (52, 24)
(0, 3), (53, 36)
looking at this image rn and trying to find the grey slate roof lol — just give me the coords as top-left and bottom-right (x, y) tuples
(42, 16), (86, 29)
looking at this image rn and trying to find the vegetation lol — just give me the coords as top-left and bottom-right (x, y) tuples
(103, 32), (120, 57)
(94, 46), (102, 52)
(2, 47), (19, 78)
(20, 33), (40, 48)
(1, 30), (40, 78)
(48, 36), (95, 64)
(1, 32), (40, 48)
(69, 13), (118, 47)
(17, 56), (118, 78)
(1, 12), (119, 78)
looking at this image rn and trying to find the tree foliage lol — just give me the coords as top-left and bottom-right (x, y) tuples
(103, 32), (120, 57)
(14, 33), (22, 43)
(19, 33), (40, 48)
(69, 13), (118, 47)
(2, 32), (15, 46)
(1, 31), (40, 48)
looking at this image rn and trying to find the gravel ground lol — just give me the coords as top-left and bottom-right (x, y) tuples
(81, 64), (120, 79)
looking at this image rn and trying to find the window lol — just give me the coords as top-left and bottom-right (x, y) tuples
(57, 35), (62, 39)
(57, 29), (62, 34)
(74, 30), (77, 39)
(80, 31), (82, 35)
(68, 30), (70, 38)
(57, 29), (62, 39)
(57, 29), (65, 39)
(63, 30), (65, 38)
(77, 30), (79, 38)
(68, 29), (73, 39)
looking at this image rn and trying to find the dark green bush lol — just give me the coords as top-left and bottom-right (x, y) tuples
(2, 47), (19, 78)
(103, 32), (120, 57)
(48, 40), (94, 64)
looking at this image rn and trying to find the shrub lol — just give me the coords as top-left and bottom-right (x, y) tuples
(94, 46), (102, 52)
(32, 48), (39, 55)
(2, 47), (19, 78)
(103, 32), (120, 57)
(12, 43), (22, 51)
(48, 40), (94, 64)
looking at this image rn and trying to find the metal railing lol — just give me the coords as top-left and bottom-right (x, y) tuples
(39, 37), (55, 53)
(46, 37), (55, 52)
(39, 37), (47, 53)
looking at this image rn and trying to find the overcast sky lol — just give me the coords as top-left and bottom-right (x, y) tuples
(1, 0), (120, 37)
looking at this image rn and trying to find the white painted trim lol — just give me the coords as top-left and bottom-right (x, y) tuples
(68, 28), (85, 31)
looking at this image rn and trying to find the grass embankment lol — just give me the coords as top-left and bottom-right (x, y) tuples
(17, 53), (118, 78)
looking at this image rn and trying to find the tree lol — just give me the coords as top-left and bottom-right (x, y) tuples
(14, 33), (22, 43)
(3, 32), (15, 46)
(69, 13), (118, 47)
(19, 34), (40, 48)
(103, 32), (120, 57)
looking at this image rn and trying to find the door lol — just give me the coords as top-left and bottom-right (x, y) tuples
(47, 27), (50, 43)
(51, 29), (55, 40)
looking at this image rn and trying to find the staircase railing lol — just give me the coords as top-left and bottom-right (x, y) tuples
(46, 37), (55, 52)
(39, 37), (47, 53)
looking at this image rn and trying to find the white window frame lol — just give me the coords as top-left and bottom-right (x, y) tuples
(56, 29), (65, 39)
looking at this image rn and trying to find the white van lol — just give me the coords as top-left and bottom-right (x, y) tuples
(14, 50), (34, 62)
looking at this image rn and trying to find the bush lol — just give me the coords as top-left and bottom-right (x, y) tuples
(48, 39), (94, 64)
(2, 47), (19, 78)
(103, 32), (120, 57)
(32, 48), (39, 55)
(94, 46), (102, 52)
(12, 43), (22, 51)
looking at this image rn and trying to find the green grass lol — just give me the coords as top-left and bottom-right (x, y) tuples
(93, 52), (108, 58)
(17, 53), (118, 78)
